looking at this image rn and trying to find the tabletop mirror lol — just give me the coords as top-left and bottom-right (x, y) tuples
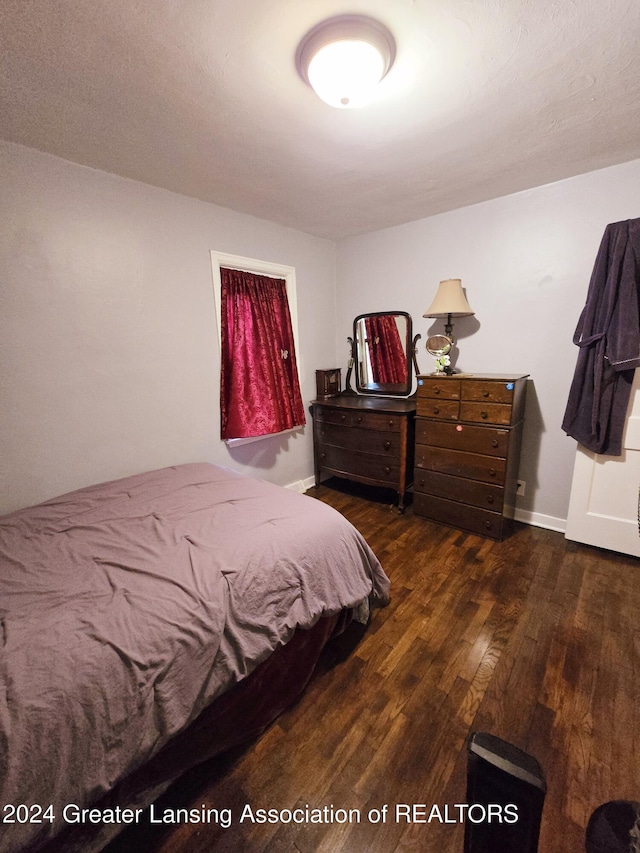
(348, 311), (417, 396)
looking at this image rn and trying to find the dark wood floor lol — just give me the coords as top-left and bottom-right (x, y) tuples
(107, 480), (640, 852)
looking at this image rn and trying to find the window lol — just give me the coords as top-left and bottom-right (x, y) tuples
(210, 252), (306, 441)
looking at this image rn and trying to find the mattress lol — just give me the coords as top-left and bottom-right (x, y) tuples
(0, 463), (389, 852)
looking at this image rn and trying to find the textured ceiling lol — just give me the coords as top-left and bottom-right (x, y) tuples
(1, 0), (640, 239)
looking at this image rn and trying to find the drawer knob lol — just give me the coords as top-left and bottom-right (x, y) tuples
(491, 439), (499, 448)
(341, 414), (347, 421)
(484, 521), (492, 530)
(481, 411), (488, 419)
(433, 387), (441, 394)
(388, 419), (394, 427)
(356, 415), (362, 423)
(487, 496), (495, 505)
(384, 466), (391, 474)
(483, 390), (490, 398)
(320, 452), (326, 459)
(489, 468), (496, 477)
(419, 479), (424, 487)
(433, 407), (440, 415)
(384, 440), (391, 450)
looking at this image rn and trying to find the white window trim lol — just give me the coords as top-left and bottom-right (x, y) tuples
(210, 251), (303, 446)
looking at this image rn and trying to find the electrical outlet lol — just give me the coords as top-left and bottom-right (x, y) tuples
(516, 480), (526, 497)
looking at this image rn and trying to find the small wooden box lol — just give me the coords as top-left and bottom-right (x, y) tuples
(316, 369), (341, 398)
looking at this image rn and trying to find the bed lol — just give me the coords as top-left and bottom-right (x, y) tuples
(0, 462), (389, 853)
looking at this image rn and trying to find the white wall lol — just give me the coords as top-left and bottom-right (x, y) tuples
(3, 140), (639, 527)
(336, 159), (640, 528)
(0, 142), (336, 513)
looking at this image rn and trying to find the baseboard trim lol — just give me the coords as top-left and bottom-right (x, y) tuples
(513, 507), (566, 534)
(285, 475), (316, 494)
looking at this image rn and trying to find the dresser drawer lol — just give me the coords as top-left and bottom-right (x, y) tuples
(418, 378), (461, 400)
(317, 424), (400, 457)
(459, 401), (514, 426)
(462, 379), (517, 404)
(415, 445), (506, 485)
(413, 493), (504, 539)
(315, 406), (403, 432)
(351, 411), (403, 432)
(314, 407), (353, 427)
(416, 398), (460, 420)
(317, 445), (400, 483)
(415, 419), (510, 457)
(413, 469), (504, 512)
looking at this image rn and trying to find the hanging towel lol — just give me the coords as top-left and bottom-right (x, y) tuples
(562, 218), (640, 455)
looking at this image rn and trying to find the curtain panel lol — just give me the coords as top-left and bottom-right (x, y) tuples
(220, 268), (306, 440)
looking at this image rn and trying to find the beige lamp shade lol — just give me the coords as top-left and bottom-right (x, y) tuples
(423, 279), (474, 318)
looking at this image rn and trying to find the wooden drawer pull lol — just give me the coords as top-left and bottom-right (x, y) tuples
(484, 521), (492, 530)
(489, 468), (496, 477)
(487, 496), (495, 505)
(341, 414), (347, 421)
(433, 407), (440, 415)
(384, 440), (392, 450)
(483, 390), (490, 398)
(384, 466), (391, 474)
(491, 439), (499, 448)
(481, 411), (488, 419)
(433, 387), (441, 394)
(356, 415), (363, 423)
(388, 419), (395, 427)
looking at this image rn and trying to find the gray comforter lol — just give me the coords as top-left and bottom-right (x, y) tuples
(0, 463), (389, 852)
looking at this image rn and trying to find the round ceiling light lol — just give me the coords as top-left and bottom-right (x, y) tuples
(295, 15), (396, 109)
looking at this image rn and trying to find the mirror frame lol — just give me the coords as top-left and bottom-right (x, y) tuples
(349, 311), (414, 396)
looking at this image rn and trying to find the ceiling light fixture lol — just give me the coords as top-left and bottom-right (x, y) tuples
(296, 15), (396, 109)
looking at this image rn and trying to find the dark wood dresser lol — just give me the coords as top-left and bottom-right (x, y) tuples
(311, 394), (416, 512)
(413, 374), (528, 539)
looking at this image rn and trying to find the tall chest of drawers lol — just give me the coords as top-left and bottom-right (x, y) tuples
(311, 395), (416, 512)
(414, 374), (528, 539)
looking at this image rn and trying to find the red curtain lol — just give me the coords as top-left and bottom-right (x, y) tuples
(220, 268), (306, 440)
(364, 315), (407, 384)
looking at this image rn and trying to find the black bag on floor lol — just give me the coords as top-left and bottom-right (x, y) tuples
(464, 732), (546, 853)
(585, 800), (640, 853)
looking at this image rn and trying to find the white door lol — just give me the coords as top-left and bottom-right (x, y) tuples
(565, 369), (640, 557)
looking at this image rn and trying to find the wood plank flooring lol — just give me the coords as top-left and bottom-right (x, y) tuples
(106, 479), (640, 853)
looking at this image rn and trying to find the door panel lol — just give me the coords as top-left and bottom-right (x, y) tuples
(565, 370), (640, 557)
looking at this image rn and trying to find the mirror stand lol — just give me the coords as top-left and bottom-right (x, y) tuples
(344, 336), (357, 394)
(411, 333), (421, 379)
